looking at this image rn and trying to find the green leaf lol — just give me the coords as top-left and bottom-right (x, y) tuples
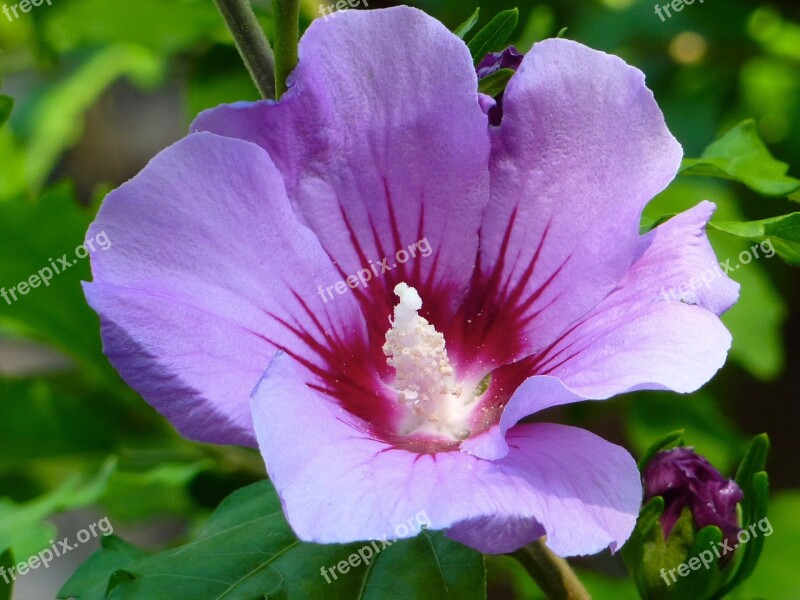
(467, 8), (519, 64)
(454, 8), (480, 39)
(102, 461), (212, 521)
(477, 68), (515, 97)
(636, 429), (685, 471)
(0, 458), (115, 561)
(19, 45), (163, 193)
(679, 120), (800, 200)
(0, 96), (12, 128)
(58, 536), (145, 600)
(0, 379), (117, 465)
(61, 480), (486, 600)
(0, 185), (124, 382)
(42, 0), (223, 56)
(709, 213), (800, 266)
(0, 549), (13, 600)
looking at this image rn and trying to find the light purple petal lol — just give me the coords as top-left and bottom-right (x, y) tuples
(463, 203), (737, 460)
(535, 206), (736, 398)
(85, 132), (367, 445)
(252, 353), (641, 556)
(193, 7), (490, 332)
(635, 201), (739, 315)
(477, 38), (683, 362)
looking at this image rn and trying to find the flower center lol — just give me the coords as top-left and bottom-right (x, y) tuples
(382, 283), (481, 441)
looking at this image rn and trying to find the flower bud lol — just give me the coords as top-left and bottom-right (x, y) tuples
(476, 46), (524, 125)
(622, 435), (769, 600)
(643, 447), (743, 556)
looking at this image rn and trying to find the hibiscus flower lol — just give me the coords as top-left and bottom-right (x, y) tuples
(84, 6), (738, 556)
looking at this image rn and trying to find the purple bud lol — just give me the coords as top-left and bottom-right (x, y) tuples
(476, 46), (524, 126)
(643, 447), (744, 552)
(476, 45), (524, 79)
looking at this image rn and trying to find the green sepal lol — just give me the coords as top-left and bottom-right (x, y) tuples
(734, 433), (770, 515)
(716, 471), (770, 598)
(622, 496), (665, 598)
(467, 8), (519, 64)
(671, 525), (724, 600)
(638, 430), (685, 471)
(478, 68), (515, 97)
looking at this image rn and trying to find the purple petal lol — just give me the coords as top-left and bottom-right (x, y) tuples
(193, 7), (490, 338)
(463, 203), (737, 459)
(533, 205), (735, 398)
(637, 201), (739, 315)
(252, 353), (641, 556)
(84, 133), (369, 445)
(475, 38), (683, 364)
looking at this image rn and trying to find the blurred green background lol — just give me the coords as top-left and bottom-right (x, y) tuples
(0, 0), (798, 598)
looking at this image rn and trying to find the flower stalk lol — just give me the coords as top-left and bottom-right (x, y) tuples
(213, 0), (276, 99)
(512, 539), (591, 600)
(272, 0), (300, 97)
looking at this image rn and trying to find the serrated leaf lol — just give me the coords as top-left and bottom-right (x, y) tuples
(679, 120), (800, 200)
(709, 213), (800, 266)
(0, 96), (12, 128)
(636, 429), (685, 471)
(477, 68), (515, 97)
(58, 536), (146, 600)
(454, 8), (480, 39)
(467, 8), (519, 64)
(61, 480), (485, 600)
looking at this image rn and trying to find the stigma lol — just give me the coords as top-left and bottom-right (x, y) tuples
(382, 283), (478, 441)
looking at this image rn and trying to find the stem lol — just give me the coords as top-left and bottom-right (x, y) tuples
(213, 0), (276, 100)
(271, 0), (300, 97)
(511, 539), (592, 600)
